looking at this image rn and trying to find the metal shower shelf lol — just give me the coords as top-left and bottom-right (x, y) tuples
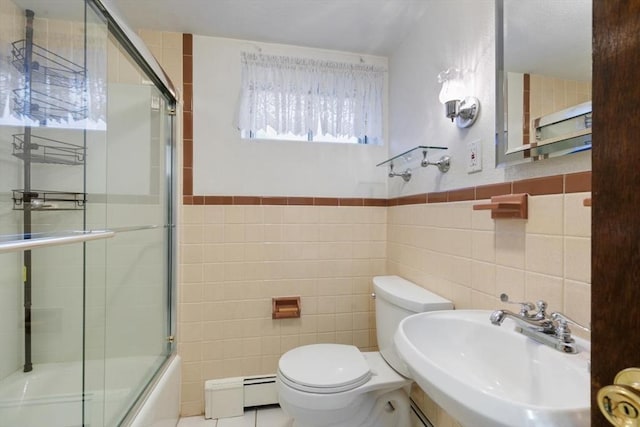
(12, 189), (86, 211)
(12, 133), (85, 165)
(10, 10), (90, 376)
(11, 39), (87, 124)
(11, 39), (86, 88)
(12, 87), (87, 124)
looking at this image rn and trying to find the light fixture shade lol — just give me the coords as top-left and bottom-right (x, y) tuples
(438, 79), (466, 104)
(437, 68), (466, 104)
(437, 68), (480, 128)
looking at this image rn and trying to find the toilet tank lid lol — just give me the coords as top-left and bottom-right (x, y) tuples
(373, 275), (453, 312)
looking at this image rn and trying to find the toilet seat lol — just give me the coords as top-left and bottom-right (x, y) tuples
(278, 344), (372, 394)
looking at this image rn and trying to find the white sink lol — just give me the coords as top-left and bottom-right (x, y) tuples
(394, 310), (590, 427)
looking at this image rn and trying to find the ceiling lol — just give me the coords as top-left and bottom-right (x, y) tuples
(11, 0), (592, 79)
(109, 0), (431, 56)
(110, 0), (591, 79)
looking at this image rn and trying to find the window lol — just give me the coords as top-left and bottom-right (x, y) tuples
(237, 52), (385, 145)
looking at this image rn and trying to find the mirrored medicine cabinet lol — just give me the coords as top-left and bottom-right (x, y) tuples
(495, 0), (592, 166)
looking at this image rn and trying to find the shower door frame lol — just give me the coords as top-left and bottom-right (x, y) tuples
(87, 0), (178, 347)
(87, 0), (179, 423)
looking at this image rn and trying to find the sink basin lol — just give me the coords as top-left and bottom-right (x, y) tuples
(394, 310), (590, 427)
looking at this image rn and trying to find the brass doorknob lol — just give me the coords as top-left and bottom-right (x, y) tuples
(598, 368), (640, 426)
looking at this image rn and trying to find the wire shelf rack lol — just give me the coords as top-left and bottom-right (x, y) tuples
(12, 189), (86, 211)
(12, 133), (86, 165)
(10, 40), (87, 124)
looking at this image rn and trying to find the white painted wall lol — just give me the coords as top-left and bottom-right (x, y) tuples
(388, 0), (590, 197)
(388, 0), (500, 196)
(192, 35), (389, 198)
(192, 2), (591, 200)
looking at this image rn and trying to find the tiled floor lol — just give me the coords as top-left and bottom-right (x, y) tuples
(178, 403), (430, 427)
(177, 406), (293, 427)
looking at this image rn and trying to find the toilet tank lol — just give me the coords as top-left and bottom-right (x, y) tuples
(373, 275), (453, 377)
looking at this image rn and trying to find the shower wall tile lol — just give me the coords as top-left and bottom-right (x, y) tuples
(0, 251), (21, 380)
(138, 29), (162, 46)
(162, 32), (182, 50)
(138, 29), (183, 86)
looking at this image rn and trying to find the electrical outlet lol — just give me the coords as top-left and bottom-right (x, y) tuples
(467, 140), (482, 173)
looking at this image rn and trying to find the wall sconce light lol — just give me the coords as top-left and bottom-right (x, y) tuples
(437, 68), (480, 128)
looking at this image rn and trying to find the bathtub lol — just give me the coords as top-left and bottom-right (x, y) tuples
(0, 354), (180, 427)
(125, 354), (181, 427)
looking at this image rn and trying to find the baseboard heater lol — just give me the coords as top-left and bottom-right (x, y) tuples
(205, 375), (278, 419)
(243, 375), (278, 407)
(410, 398), (434, 427)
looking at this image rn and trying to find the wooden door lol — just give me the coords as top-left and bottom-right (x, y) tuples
(592, 1), (640, 425)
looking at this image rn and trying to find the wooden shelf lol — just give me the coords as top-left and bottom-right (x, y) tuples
(473, 193), (528, 219)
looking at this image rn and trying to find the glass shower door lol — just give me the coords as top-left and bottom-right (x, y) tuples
(83, 30), (175, 426)
(0, 0), (176, 425)
(0, 1), (108, 426)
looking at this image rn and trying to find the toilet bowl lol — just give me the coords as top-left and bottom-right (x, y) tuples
(276, 275), (453, 427)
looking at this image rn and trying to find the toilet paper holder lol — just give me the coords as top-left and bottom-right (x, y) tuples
(272, 296), (301, 319)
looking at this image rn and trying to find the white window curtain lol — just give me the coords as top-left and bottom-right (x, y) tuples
(237, 52), (385, 143)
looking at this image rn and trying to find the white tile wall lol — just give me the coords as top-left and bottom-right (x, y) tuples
(176, 193), (591, 421)
(389, 193), (591, 425)
(389, 193), (591, 320)
(178, 205), (384, 415)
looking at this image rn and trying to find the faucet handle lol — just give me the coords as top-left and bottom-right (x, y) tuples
(533, 300), (548, 319)
(499, 293), (535, 316)
(551, 312), (590, 343)
(550, 312), (591, 332)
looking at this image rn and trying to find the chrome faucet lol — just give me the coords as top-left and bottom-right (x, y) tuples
(490, 293), (590, 354)
(489, 309), (556, 333)
(497, 293), (548, 320)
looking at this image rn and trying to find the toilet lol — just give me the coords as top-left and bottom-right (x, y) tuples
(276, 275), (453, 427)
